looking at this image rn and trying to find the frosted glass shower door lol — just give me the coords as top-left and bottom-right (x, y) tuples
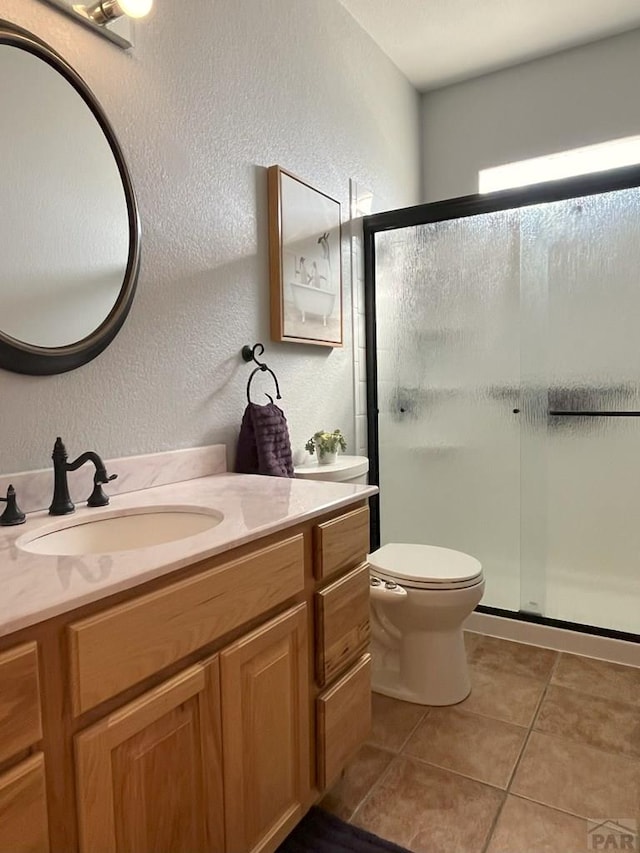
(375, 211), (521, 610)
(520, 187), (640, 635)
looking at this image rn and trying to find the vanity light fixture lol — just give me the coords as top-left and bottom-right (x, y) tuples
(81, 0), (153, 25)
(39, 0), (153, 49)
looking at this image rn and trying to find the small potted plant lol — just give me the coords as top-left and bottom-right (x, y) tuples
(305, 429), (347, 465)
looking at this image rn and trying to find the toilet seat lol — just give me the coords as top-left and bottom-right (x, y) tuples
(368, 543), (483, 591)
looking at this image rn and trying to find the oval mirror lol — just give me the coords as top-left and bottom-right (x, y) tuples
(0, 21), (140, 375)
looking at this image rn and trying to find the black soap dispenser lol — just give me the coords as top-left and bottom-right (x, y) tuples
(0, 485), (26, 526)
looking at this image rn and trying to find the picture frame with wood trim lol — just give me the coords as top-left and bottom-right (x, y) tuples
(268, 165), (343, 347)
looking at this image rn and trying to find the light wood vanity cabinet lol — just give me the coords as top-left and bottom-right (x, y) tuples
(68, 535), (305, 715)
(0, 754), (50, 853)
(312, 506), (372, 795)
(313, 505), (370, 581)
(75, 657), (224, 853)
(317, 654), (372, 791)
(0, 643), (42, 765)
(220, 604), (309, 853)
(315, 562), (370, 686)
(74, 604), (310, 853)
(0, 643), (50, 853)
(0, 500), (371, 853)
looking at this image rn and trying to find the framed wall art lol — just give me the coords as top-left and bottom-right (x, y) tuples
(268, 165), (343, 347)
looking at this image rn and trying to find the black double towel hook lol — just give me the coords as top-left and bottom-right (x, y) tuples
(241, 343), (282, 405)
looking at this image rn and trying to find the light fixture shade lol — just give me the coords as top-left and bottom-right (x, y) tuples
(39, 0), (140, 48)
(116, 0), (152, 18)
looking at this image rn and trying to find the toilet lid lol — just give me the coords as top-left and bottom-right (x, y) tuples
(293, 455), (369, 482)
(368, 543), (483, 588)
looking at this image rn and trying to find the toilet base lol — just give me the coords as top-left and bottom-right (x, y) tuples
(372, 669), (471, 706)
(371, 627), (472, 706)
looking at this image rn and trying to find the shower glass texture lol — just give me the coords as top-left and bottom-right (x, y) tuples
(520, 188), (640, 634)
(375, 211), (521, 611)
(373, 186), (640, 635)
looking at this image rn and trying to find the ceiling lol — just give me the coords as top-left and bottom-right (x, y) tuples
(337, 0), (640, 91)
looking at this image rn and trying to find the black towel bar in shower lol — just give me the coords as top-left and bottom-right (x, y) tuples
(548, 411), (640, 417)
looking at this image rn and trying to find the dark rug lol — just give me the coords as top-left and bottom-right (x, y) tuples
(276, 807), (412, 853)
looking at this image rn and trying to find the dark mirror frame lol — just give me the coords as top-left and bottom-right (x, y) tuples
(0, 20), (140, 376)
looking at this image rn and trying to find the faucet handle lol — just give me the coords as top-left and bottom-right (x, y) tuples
(96, 471), (118, 486)
(0, 485), (26, 526)
(87, 470), (118, 508)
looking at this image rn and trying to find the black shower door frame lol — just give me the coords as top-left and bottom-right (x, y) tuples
(363, 163), (640, 644)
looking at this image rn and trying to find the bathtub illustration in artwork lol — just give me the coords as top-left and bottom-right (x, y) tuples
(289, 280), (336, 326)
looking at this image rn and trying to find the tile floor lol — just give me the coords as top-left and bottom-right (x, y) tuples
(321, 633), (640, 853)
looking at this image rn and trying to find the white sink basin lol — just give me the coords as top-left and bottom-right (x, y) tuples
(18, 506), (223, 556)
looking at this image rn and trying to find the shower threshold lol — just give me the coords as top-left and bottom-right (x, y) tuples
(467, 606), (639, 668)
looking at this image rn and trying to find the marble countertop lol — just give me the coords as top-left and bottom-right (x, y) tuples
(0, 473), (377, 638)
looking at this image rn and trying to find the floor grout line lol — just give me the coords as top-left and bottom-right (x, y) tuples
(365, 704), (430, 757)
(395, 706), (431, 753)
(479, 790), (508, 853)
(533, 653), (640, 766)
(348, 708), (432, 827)
(479, 648), (560, 853)
(341, 637), (640, 852)
(520, 726), (640, 765)
(393, 749), (511, 794)
(420, 693), (537, 730)
(508, 790), (640, 825)
(539, 678), (640, 717)
(347, 749), (403, 826)
(503, 647), (558, 792)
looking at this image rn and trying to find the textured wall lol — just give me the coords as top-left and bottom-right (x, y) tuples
(0, 0), (420, 474)
(421, 27), (640, 202)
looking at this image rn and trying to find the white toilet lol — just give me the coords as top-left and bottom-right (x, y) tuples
(294, 457), (482, 706)
(368, 543), (484, 706)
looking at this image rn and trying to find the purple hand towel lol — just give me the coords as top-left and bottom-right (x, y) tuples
(235, 402), (294, 477)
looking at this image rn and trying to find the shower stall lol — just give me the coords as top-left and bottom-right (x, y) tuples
(364, 166), (640, 642)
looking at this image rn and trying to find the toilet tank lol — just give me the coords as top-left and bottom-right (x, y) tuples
(293, 455), (369, 484)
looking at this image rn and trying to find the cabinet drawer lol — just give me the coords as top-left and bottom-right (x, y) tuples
(0, 643), (42, 764)
(316, 654), (371, 791)
(313, 506), (369, 581)
(0, 753), (50, 853)
(69, 534), (305, 715)
(315, 563), (370, 686)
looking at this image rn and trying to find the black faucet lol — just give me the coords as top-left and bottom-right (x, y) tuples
(49, 438), (118, 516)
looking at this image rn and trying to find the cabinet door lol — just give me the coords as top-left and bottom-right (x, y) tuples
(75, 657), (223, 853)
(221, 604), (310, 853)
(0, 753), (49, 853)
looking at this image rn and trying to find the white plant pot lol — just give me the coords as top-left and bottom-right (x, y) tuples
(317, 451), (337, 465)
